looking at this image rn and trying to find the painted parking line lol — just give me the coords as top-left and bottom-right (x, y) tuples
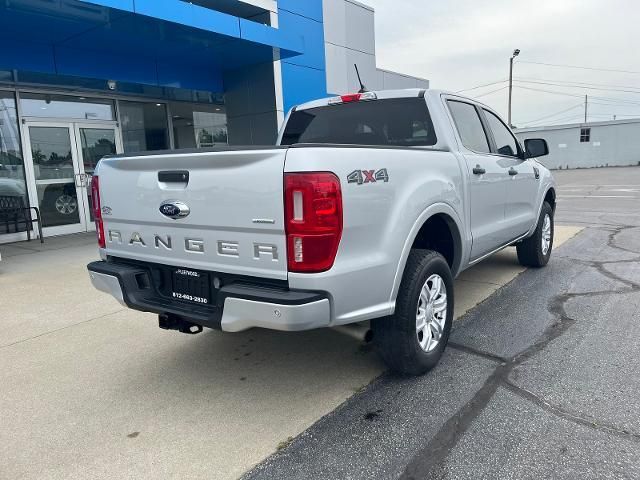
(561, 184), (640, 187)
(560, 188), (640, 192)
(0, 226), (583, 480)
(558, 195), (637, 198)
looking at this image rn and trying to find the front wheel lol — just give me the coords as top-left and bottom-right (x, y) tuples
(516, 201), (554, 267)
(372, 249), (454, 376)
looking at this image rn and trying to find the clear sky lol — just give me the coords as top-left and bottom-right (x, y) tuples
(363, 0), (640, 127)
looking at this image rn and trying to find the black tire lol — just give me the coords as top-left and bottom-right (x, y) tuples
(372, 249), (454, 376)
(516, 201), (554, 267)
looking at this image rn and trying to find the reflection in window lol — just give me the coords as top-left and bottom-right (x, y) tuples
(170, 102), (228, 149)
(0, 91), (29, 235)
(28, 126), (79, 228)
(79, 128), (117, 223)
(447, 101), (490, 153)
(282, 98), (437, 146)
(80, 129), (117, 171)
(120, 101), (169, 152)
(180, 0), (271, 25)
(20, 93), (114, 120)
(484, 109), (519, 157)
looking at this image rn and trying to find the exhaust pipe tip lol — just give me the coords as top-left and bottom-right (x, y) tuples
(332, 323), (374, 343)
(364, 328), (374, 343)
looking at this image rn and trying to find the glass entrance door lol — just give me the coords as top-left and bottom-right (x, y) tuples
(26, 124), (83, 235)
(74, 126), (119, 227)
(23, 121), (121, 236)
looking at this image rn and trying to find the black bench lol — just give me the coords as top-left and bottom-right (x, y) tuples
(0, 195), (44, 243)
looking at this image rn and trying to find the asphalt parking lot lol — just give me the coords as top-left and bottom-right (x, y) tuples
(1, 166), (639, 479)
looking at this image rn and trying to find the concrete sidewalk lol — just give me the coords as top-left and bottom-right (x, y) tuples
(0, 227), (581, 480)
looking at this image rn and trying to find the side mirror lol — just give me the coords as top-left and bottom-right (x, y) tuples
(524, 138), (549, 158)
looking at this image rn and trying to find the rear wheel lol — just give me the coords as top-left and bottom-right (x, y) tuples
(372, 249), (454, 376)
(516, 201), (554, 267)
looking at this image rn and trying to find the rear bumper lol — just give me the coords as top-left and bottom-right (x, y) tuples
(87, 261), (331, 332)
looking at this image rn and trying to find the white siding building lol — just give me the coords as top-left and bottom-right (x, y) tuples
(515, 119), (640, 170)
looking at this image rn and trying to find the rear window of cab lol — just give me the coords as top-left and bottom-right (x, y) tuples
(281, 97), (437, 147)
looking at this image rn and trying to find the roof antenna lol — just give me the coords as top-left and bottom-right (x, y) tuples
(354, 64), (368, 93)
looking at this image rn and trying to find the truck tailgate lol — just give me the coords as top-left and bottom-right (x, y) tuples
(96, 148), (288, 280)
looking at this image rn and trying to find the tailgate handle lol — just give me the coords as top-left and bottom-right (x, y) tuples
(158, 171), (189, 183)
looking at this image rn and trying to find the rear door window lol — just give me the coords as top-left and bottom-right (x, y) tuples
(447, 100), (491, 154)
(281, 98), (437, 147)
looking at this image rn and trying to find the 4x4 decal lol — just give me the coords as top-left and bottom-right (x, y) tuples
(347, 169), (389, 185)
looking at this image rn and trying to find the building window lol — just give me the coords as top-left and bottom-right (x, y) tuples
(120, 101), (169, 152)
(20, 93), (114, 120)
(0, 70), (13, 82)
(170, 102), (227, 149)
(580, 128), (591, 143)
(0, 91), (29, 235)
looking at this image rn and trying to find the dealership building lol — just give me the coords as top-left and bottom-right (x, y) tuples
(0, 0), (428, 244)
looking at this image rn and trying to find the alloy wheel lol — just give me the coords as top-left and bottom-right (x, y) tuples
(416, 274), (448, 353)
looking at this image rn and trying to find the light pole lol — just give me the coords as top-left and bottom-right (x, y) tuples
(508, 49), (520, 128)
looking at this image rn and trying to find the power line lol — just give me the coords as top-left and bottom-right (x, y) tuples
(512, 86), (640, 107)
(529, 117), (584, 126)
(516, 60), (640, 75)
(455, 79), (507, 93)
(506, 66), (640, 125)
(518, 103), (584, 125)
(588, 95), (640, 106)
(524, 113), (587, 127)
(516, 76), (640, 93)
(585, 113), (640, 118)
(514, 78), (640, 95)
(587, 100), (640, 108)
(520, 110), (640, 126)
(514, 85), (586, 99)
(474, 85), (509, 98)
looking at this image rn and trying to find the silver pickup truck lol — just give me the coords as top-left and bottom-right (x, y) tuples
(87, 89), (556, 375)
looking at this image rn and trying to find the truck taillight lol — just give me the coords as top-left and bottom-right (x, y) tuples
(90, 176), (105, 248)
(328, 91), (377, 105)
(284, 172), (343, 273)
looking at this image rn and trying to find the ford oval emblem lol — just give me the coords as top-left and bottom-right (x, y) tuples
(159, 200), (190, 219)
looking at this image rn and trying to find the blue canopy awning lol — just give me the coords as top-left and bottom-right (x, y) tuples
(0, 0), (305, 92)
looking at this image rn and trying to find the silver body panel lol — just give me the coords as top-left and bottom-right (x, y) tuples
(88, 271), (126, 306)
(221, 297), (331, 332)
(93, 89), (555, 330)
(97, 149), (288, 280)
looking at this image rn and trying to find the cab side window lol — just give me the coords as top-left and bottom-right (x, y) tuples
(447, 100), (491, 154)
(483, 110), (520, 157)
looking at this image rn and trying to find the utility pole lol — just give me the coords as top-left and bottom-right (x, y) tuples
(508, 49), (520, 128)
(584, 95), (588, 123)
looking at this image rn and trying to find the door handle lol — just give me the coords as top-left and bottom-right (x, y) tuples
(472, 165), (486, 175)
(509, 168), (519, 176)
